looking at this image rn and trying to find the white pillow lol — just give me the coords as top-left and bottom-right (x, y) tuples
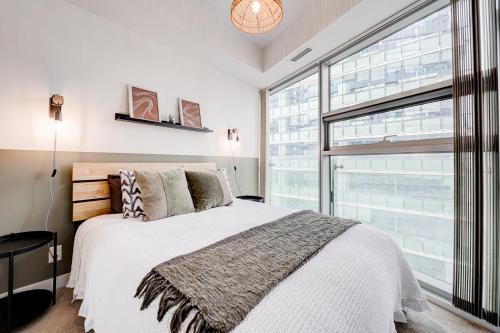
(218, 168), (235, 199)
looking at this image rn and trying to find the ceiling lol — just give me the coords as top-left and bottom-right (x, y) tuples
(63, 0), (414, 88)
(206, 0), (317, 48)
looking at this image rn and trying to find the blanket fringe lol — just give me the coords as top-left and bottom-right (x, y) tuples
(135, 271), (216, 333)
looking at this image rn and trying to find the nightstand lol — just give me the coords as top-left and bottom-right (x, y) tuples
(236, 195), (264, 203)
(0, 231), (57, 333)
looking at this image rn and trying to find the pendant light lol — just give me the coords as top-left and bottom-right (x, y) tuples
(231, 0), (283, 34)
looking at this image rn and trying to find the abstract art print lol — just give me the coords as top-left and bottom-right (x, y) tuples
(179, 99), (202, 128)
(128, 85), (160, 122)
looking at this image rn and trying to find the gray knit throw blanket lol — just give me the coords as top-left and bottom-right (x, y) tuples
(135, 210), (359, 333)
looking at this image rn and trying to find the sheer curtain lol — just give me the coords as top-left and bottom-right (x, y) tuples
(451, 0), (499, 325)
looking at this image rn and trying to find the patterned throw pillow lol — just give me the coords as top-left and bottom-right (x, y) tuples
(119, 170), (145, 219)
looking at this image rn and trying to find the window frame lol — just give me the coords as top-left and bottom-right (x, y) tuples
(314, 1), (453, 217)
(316, 2), (454, 299)
(265, 1), (451, 213)
(324, 80), (454, 300)
(321, 79), (454, 156)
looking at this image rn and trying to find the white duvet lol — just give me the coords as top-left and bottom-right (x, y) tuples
(68, 199), (429, 333)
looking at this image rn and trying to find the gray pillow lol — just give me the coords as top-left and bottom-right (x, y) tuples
(134, 168), (194, 221)
(185, 170), (233, 212)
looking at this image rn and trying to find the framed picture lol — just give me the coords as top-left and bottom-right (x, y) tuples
(178, 98), (202, 129)
(128, 85), (160, 122)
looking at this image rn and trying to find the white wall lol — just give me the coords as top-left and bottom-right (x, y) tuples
(0, 0), (259, 158)
(64, 0), (266, 87)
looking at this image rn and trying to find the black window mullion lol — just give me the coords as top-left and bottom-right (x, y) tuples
(323, 81), (453, 124)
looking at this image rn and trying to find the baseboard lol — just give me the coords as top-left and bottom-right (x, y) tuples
(0, 273), (70, 299)
(426, 291), (500, 333)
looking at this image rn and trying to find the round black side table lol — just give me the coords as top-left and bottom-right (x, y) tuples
(236, 195), (264, 203)
(0, 231), (57, 333)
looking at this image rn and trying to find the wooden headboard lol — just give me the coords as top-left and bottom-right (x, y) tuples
(72, 162), (216, 222)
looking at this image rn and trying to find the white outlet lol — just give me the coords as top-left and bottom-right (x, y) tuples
(48, 245), (62, 263)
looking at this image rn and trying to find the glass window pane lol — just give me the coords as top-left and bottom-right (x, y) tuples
(331, 153), (454, 287)
(329, 7), (452, 111)
(331, 99), (453, 147)
(268, 73), (319, 211)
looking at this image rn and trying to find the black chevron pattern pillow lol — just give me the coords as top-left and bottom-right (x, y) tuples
(119, 170), (145, 219)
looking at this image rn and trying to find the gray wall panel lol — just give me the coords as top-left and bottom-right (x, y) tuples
(0, 149), (257, 293)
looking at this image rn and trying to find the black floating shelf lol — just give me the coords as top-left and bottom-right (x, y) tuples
(115, 113), (213, 133)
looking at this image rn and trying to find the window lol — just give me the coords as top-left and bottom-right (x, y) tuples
(329, 8), (452, 111)
(330, 100), (453, 147)
(325, 6), (453, 295)
(268, 73), (319, 211)
(331, 150), (454, 287)
(265, 2), (453, 296)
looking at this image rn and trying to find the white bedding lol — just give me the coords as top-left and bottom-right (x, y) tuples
(68, 199), (429, 333)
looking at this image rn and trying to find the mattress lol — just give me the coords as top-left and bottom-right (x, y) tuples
(68, 199), (429, 333)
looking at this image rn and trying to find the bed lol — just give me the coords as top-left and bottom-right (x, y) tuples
(68, 163), (429, 333)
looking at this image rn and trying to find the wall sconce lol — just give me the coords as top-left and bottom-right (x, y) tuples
(228, 128), (240, 142)
(50, 94), (64, 122)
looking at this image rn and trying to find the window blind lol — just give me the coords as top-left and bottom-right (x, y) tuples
(451, 0), (499, 325)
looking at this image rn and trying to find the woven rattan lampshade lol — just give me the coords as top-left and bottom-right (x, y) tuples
(231, 0), (283, 34)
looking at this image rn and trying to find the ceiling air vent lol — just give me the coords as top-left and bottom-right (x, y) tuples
(290, 48), (313, 62)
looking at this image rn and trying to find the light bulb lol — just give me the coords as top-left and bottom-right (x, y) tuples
(251, 0), (261, 14)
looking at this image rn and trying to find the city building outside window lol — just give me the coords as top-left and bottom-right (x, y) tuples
(268, 73), (319, 211)
(325, 6), (453, 295)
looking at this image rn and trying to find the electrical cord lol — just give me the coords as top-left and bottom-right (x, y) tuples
(228, 141), (242, 195)
(44, 126), (57, 232)
(44, 123), (58, 261)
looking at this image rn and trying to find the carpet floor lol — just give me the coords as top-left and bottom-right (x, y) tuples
(14, 288), (491, 333)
